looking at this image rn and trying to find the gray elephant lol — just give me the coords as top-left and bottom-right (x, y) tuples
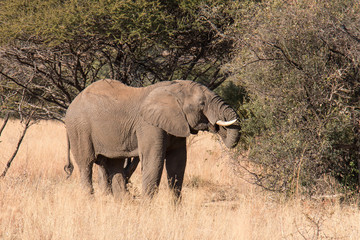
(64, 79), (240, 199)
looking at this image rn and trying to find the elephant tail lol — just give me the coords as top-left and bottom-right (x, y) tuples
(64, 133), (74, 178)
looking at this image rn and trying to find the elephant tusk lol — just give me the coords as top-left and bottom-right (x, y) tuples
(216, 119), (237, 126)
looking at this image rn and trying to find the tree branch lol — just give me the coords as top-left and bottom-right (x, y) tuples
(0, 113), (10, 137)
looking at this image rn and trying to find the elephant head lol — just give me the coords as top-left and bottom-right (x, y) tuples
(140, 80), (240, 148)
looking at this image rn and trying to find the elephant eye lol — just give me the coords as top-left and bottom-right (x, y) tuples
(199, 101), (206, 109)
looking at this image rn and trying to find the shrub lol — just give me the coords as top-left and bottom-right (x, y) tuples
(230, 0), (360, 196)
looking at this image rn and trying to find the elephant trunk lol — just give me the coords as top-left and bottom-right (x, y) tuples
(217, 108), (240, 148)
(205, 95), (240, 149)
(219, 123), (240, 148)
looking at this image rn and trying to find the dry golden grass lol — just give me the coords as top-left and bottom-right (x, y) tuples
(0, 120), (359, 239)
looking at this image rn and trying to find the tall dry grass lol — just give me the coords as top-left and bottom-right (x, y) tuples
(0, 120), (359, 239)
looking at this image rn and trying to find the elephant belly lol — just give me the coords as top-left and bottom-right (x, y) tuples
(91, 128), (139, 159)
(96, 148), (139, 159)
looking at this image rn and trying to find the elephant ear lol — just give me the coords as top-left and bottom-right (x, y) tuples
(140, 88), (190, 137)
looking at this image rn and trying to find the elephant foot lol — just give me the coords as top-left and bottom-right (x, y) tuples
(111, 173), (128, 200)
(80, 174), (94, 196)
(79, 183), (95, 198)
(98, 184), (112, 196)
(97, 167), (112, 195)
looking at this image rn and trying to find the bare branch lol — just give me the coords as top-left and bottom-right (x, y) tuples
(0, 113), (9, 137)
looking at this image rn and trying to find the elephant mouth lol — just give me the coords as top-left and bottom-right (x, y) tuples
(207, 123), (220, 133)
(190, 129), (199, 134)
(191, 123), (222, 134)
(190, 122), (209, 134)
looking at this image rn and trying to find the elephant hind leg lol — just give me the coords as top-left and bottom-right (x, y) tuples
(68, 134), (96, 195)
(78, 161), (95, 195)
(69, 147), (95, 194)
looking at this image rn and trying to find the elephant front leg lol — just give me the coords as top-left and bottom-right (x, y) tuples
(111, 172), (127, 200)
(141, 156), (165, 198)
(96, 157), (128, 199)
(107, 158), (128, 199)
(138, 125), (167, 198)
(165, 138), (187, 200)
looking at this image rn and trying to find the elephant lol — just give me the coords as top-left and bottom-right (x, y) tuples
(64, 79), (240, 199)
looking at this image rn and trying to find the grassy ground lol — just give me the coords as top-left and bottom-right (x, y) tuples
(0, 120), (359, 239)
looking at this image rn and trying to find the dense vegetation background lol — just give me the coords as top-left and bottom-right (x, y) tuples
(1, 0), (359, 198)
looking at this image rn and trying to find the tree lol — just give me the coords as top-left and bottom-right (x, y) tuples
(0, 0), (237, 120)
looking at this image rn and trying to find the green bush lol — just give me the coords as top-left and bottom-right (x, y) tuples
(230, 0), (360, 196)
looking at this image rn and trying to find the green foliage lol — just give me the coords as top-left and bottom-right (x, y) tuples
(0, 0), (237, 84)
(215, 81), (248, 112)
(0, 0), (233, 45)
(230, 0), (360, 196)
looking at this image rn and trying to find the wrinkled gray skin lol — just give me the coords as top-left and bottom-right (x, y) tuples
(64, 79), (240, 199)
